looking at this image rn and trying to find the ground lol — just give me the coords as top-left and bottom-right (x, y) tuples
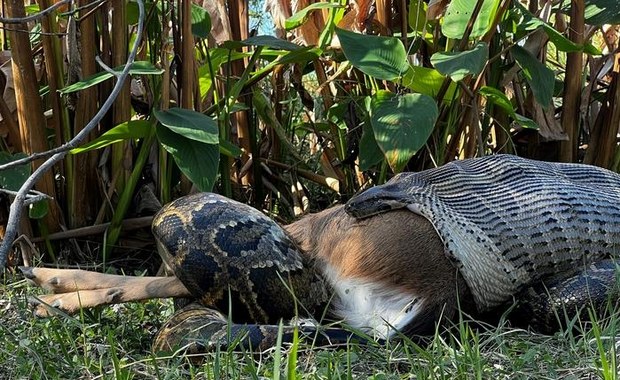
(0, 269), (619, 379)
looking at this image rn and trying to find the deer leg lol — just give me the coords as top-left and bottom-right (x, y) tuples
(20, 267), (191, 316)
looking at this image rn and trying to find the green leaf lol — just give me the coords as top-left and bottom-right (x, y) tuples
(401, 65), (457, 98)
(559, 0), (620, 26)
(154, 108), (218, 145)
(359, 98), (384, 171)
(511, 45), (554, 108)
(0, 152), (29, 191)
(370, 91), (438, 172)
(285, 2), (343, 30)
(70, 120), (152, 154)
(513, 113), (539, 130)
(517, 4), (600, 54)
(479, 86), (514, 114)
(197, 64), (214, 99)
(199, 48), (252, 99)
(156, 124), (219, 192)
(335, 28), (409, 81)
(255, 47), (322, 79)
(59, 62), (164, 94)
(584, 0), (620, 25)
(408, 0), (428, 33)
(208, 48), (252, 69)
(219, 139), (242, 157)
(442, 0), (500, 39)
(24, 5), (40, 13)
(222, 36), (302, 51)
(29, 201), (48, 220)
(431, 42), (489, 82)
(479, 86), (539, 129)
(191, 3), (211, 38)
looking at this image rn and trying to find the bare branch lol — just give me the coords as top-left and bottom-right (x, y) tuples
(0, 0), (71, 24)
(0, 0), (146, 268)
(95, 55), (120, 77)
(0, 189), (52, 206)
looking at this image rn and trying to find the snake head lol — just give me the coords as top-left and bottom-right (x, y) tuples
(345, 184), (411, 219)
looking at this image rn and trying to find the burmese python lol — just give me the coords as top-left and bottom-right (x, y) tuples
(152, 155), (620, 353)
(151, 193), (357, 353)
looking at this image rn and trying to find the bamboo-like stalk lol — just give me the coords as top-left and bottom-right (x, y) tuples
(584, 54), (620, 168)
(70, 0), (101, 228)
(375, 0), (392, 33)
(159, 0), (171, 204)
(559, 0), (585, 162)
(180, 0), (194, 109)
(0, 70), (21, 150)
(6, 0), (61, 233)
(38, 0), (72, 223)
(110, 0), (132, 192)
(177, 0), (195, 195)
(227, 0), (252, 186)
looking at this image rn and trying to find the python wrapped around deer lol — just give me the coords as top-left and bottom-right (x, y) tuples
(22, 154), (620, 354)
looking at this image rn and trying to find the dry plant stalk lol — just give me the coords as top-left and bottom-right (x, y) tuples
(111, 0), (132, 192)
(5, 0), (61, 232)
(559, 0), (585, 162)
(71, 0), (101, 227)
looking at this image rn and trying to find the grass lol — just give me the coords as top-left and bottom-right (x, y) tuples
(1, 270), (619, 379)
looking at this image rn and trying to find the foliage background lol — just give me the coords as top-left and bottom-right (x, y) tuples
(0, 0), (617, 269)
(0, 0), (618, 377)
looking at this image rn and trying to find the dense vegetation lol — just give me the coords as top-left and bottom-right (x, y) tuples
(0, 0), (619, 377)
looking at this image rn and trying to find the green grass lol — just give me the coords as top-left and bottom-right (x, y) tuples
(1, 270), (619, 379)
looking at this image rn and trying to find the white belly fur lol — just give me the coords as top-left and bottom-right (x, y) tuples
(323, 265), (422, 339)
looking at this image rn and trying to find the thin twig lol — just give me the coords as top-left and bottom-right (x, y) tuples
(95, 56), (119, 77)
(0, 0), (146, 268)
(0, 189), (51, 205)
(30, 216), (153, 243)
(0, 0), (71, 24)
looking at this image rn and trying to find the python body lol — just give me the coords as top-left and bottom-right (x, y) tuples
(152, 155), (620, 353)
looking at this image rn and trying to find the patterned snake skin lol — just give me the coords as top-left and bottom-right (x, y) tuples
(346, 155), (620, 311)
(151, 155), (620, 352)
(151, 193), (357, 353)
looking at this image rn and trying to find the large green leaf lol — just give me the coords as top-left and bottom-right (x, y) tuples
(559, 0), (620, 26)
(197, 64), (214, 100)
(335, 28), (409, 81)
(59, 62), (164, 94)
(585, 0), (620, 25)
(517, 4), (600, 54)
(198, 48), (252, 99)
(408, 0), (428, 33)
(442, 0), (500, 39)
(219, 140), (242, 158)
(154, 108), (218, 144)
(191, 3), (211, 38)
(70, 120), (152, 154)
(156, 124), (219, 192)
(401, 65), (458, 98)
(431, 42), (489, 82)
(479, 86), (539, 129)
(370, 91), (438, 172)
(285, 2), (343, 30)
(359, 98), (384, 171)
(0, 152), (29, 191)
(511, 46), (554, 108)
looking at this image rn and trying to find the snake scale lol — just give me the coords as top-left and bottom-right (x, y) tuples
(152, 155), (620, 353)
